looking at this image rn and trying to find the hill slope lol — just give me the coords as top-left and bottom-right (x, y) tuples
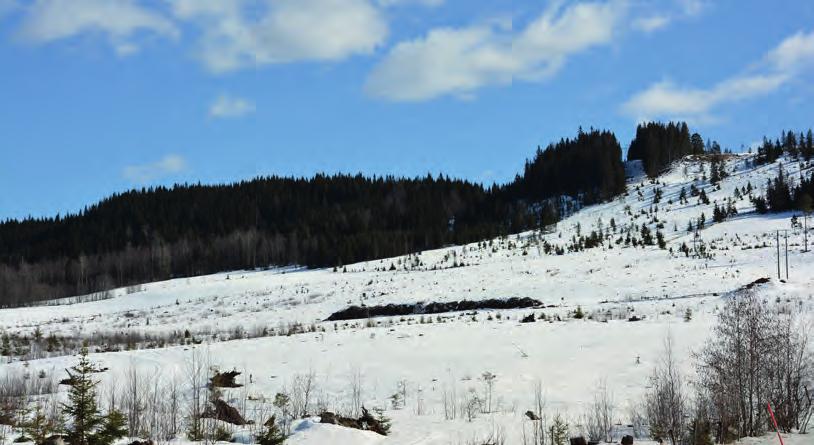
(0, 154), (811, 444)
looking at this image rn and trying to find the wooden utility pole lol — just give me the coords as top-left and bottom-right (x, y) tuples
(776, 230), (781, 279)
(785, 230), (789, 279)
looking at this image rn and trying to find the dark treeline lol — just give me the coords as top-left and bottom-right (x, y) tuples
(628, 121), (707, 177)
(754, 129), (814, 165)
(0, 175), (536, 307)
(753, 165), (814, 214)
(510, 128), (626, 206)
(1, 124), (705, 306)
(749, 129), (814, 214)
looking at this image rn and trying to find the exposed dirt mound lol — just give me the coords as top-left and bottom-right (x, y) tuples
(325, 297), (543, 321)
(202, 399), (249, 426)
(319, 407), (389, 436)
(744, 277), (771, 290)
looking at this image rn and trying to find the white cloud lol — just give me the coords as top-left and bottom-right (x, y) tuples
(622, 30), (814, 123)
(632, 15), (670, 33)
(173, 0), (388, 73)
(365, 26), (514, 102)
(123, 154), (188, 183)
(767, 30), (814, 72)
(209, 94), (256, 119)
(18, 0), (178, 53)
(628, 0), (708, 35)
(621, 74), (788, 124)
(366, 1), (625, 101)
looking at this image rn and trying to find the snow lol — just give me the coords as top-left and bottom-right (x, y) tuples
(286, 420), (385, 445)
(1, 154), (812, 444)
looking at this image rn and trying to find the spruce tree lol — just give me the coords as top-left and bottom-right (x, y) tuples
(23, 403), (62, 445)
(258, 418), (287, 445)
(574, 306), (585, 319)
(95, 411), (127, 445)
(641, 225), (654, 245)
(712, 204), (725, 223)
(62, 348), (127, 445)
(63, 348), (104, 445)
(699, 189), (710, 205)
(549, 413), (569, 445)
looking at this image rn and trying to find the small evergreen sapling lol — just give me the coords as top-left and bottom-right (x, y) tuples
(62, 348), (128, 445)
(574, 306), (585, 319)
(258, 416), (286, 445)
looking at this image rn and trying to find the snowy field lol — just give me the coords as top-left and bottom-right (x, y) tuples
(1, 155), (812, 444)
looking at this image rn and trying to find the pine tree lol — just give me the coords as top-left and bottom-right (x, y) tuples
(95, 411), (127, 445)
(63, 348), (105, 445)
(258, 416), (286, 445)
(641, 225), (654, 245)
(373, 408), (392, 436)
(574, 306), (585, 319)
(699, 189), (710, 205)
(710, 159), (721, 184)
(23, 403), (60, 445)
(549, 413), (569, 445)
(712, 204), (725, 223)
(752, 196), (768, 214)
(62, 348), (127, 445)
(691, 133), (705, 154)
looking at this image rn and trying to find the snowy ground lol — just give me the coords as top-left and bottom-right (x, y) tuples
(1, 155), (812, 444)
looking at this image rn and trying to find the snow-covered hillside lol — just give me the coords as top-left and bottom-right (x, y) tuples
(1, 154), (812, 444)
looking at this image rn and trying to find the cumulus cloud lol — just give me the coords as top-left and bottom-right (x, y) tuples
(209, 94), (256, 119)
(622, 30), (814, 123)
(17, 0), (178, 54)
(123, 154), (188, 183)
(366, 1), (625, 101)
(172, 0), (388, 73)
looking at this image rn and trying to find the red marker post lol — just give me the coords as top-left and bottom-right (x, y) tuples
(766, 402), (784, 445)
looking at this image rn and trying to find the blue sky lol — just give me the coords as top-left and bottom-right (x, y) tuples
(1, 0), (813, 220)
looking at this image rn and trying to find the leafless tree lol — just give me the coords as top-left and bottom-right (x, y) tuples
(166, 374), (181, 440)
(124, 360), (146, 436)
(289, 370), (316, 418)
(696, 290), (812, 440)
(462, 388), (482, 422)
(644, 334), (687, 441)
(584, 378), (615, 443)
(522, 379), (547, 445)
(442, 377), (457, 421)
(481, 372), (497, 414)
(347, 368), (363, 418)
(185, 347), (210, 441)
